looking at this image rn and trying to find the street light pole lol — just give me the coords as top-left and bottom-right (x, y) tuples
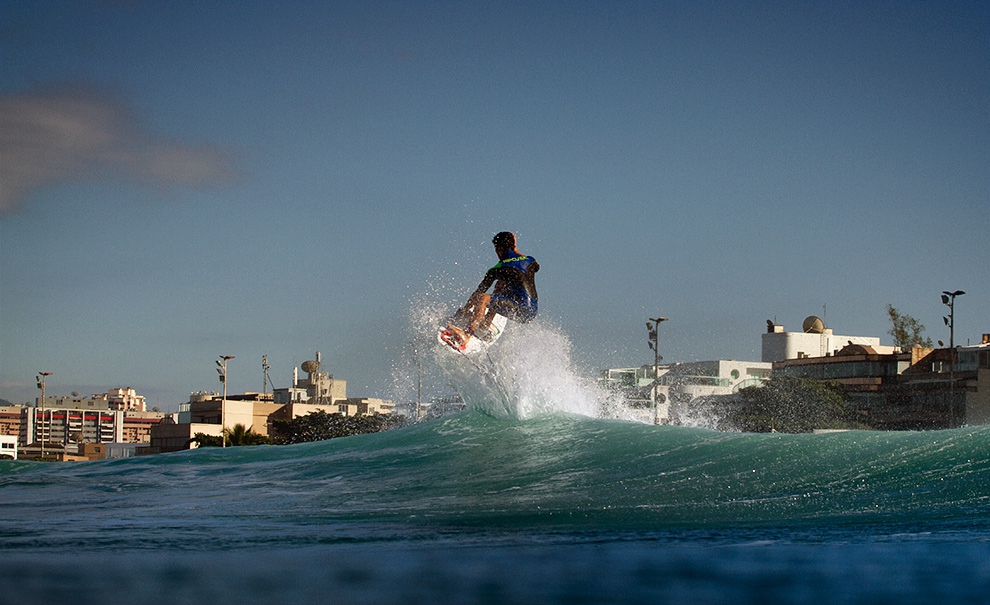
(217, 356), (234, 447)
(647, 317), (668, 425)
(941, 290), (965, 352)
(941, 290), (965, 425)
(36, 371), (52, 460)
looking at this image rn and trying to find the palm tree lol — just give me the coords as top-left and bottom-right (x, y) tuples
(225, 423), (270, 446)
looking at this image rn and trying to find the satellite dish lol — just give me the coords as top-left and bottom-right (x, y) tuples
(803, 316), (825, 334)
(301, 360), (319, 374)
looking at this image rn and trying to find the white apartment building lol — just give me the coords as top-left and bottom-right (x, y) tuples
(762, 316), (890, 362)
(22, 390), (162, 447)
(0, 434), (17, 460)
(106, 387), (147, 411)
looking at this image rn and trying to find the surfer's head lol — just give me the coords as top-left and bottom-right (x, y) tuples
(492, 231), (516, 253)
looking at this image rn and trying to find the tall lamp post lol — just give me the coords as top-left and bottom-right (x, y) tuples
(647, 317), (668, 425)
(216, 355), (234, 447)
(941, 290), (965, 425)
(941, 290), (965, 352)
(36, 371), (52, 460)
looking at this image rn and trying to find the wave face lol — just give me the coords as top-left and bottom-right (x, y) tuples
(3, 413), (990, 552)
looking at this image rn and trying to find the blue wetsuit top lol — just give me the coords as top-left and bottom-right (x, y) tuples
(477, 254), (539, 322)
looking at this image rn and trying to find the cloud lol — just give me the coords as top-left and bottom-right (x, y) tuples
(0, 84), (239, 214)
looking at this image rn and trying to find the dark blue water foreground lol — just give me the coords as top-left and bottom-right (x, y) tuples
(3, 411), (990, 603)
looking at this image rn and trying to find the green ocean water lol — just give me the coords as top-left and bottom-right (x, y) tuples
(3, 323), (990, 602)
(2, 412), (990, 603)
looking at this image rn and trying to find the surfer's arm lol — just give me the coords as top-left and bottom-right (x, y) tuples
(458, 272), (495, 315)
(475, 268), (498, 294)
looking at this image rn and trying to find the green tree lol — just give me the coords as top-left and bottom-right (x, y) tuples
(190, 424), (270, 447)
(722, 375), (860, 433)
(190, 432), (223, 447)
(226, 423), (270, 446)
(886, 304), (933, 349)
(269, 411), (405, 445)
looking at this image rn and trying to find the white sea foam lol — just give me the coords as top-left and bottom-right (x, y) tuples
(432, 318), (629, 421)
(401, 292), (651, 422)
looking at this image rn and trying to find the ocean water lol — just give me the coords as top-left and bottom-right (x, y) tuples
(3, 324), (990, 603)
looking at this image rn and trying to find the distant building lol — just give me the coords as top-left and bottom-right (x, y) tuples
(149, 417), (222, 454)
(661, 359), (772, 404)
(602, 359), (772, 424)
(0, 434), (17, 460)
(104, 442), (151, 459)
(273, 355), (346, 405)
(773, 336), (990, 430)
(762, 316), (890, 362)
(23, 405), (124, 447)
(0, 405), (24, 440)
(123, 410), (168, 443)
(600, 365), (669, 422)
(762, 318), (990, 429)
(151, 353), (394, 454)
(17, 441), (113, 462)
(106, 387), (147, 411)
(19, 390), (163, 449)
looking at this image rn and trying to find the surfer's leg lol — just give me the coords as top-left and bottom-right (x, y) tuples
(467, 293), (491, 332)
(447, 293), (491, 346)
(477, 308), (497, 332)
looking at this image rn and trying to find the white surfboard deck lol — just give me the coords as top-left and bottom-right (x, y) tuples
(438, 313), (508, 355)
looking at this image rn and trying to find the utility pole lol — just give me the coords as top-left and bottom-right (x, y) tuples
(216, 356), (234, 447)
(36, 371), (52, 460)
(647, 317), (667, 425)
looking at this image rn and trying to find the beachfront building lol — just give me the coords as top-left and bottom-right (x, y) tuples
(123, 410), (169, 443)
(601, 360), (772, 424)
(762, 316), (890, 362)
(660, 360), (772, 397)
(151, 353), (395, 454)
(19, 391), (164, 453)
(154, 391), (397, 454)
(773, 336), (990, 429)
(958, 340), (990, 425)
(106, 387), (147, 411)
(0, 404), (24, 440)
(601, 366), (661, 395)
(273, 355), (347, 406)
(0, 434), (17, 460)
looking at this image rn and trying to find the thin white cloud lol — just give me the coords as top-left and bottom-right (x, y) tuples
(0, 84), (238, 214)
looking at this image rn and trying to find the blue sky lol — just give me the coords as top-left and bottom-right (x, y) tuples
(2, 1), (987, 410)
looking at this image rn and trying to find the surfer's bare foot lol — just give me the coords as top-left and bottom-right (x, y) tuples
(447, 324), (471, 346)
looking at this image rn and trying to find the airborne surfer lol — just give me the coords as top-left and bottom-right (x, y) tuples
(444, 231), (539, 350)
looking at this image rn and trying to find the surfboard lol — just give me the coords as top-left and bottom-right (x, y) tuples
(438, 313), (508, 355)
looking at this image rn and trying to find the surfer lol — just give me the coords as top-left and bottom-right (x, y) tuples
(446, 231), (539, 348)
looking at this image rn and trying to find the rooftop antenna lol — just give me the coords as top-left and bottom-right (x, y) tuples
(309, 351), (331, 406)
(262, 354), (273, 395)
